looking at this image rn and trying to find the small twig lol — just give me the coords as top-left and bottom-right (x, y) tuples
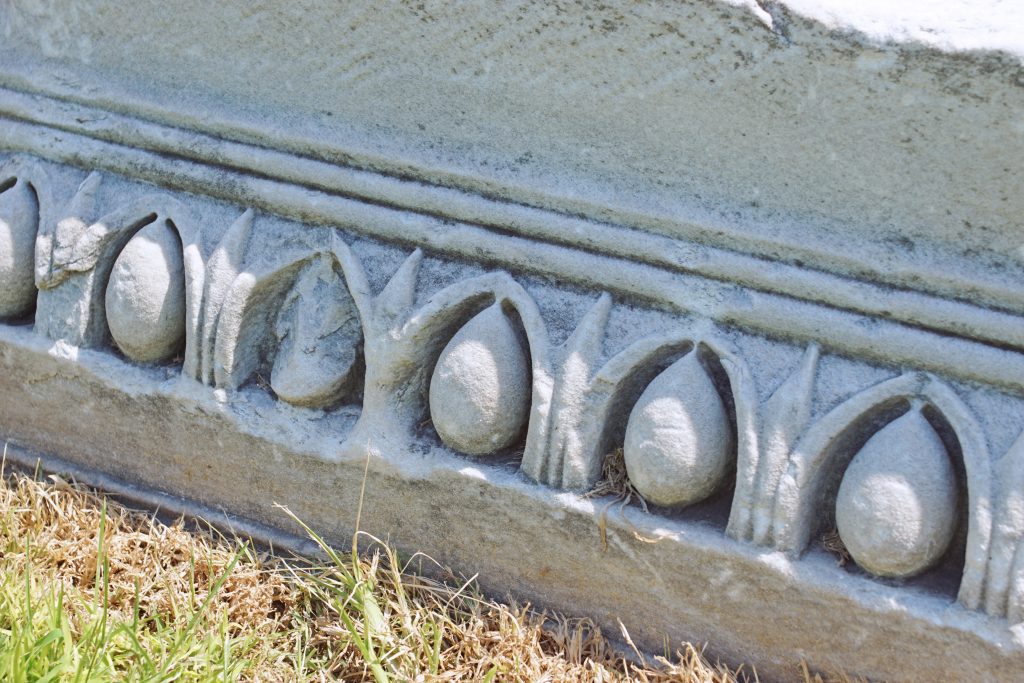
(584, 449), (662, 548)
(821, 528), (852, 567)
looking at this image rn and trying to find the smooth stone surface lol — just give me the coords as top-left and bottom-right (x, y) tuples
(271, 256), (362, 408)
(0, 179), (38, 317)
(105, 220), (186, 362)
(624, 352), (734, 508)
(429, 303), (531, 455)
(836, 408), (959, 578)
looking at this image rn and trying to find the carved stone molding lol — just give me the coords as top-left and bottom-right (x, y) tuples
(2, 89), (1024, 397)
(2, 9), (1024, 672)
(4, 150), (1024, 640)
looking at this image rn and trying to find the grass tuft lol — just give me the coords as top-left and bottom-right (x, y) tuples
(0, 454), (859, 682)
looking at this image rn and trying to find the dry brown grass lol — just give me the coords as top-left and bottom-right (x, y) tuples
(0, 455), (860, 682)
(821, 528), (853, 568)
(584, 448), (648, 512)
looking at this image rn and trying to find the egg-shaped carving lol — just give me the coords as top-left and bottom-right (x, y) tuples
(429, 303), (531, 455)
(271, 257), (363, 408)
(835, 408), (959, 578)
(623, 352), (734, 508)
(105, 221), (186, 363)
(0, 179), (40, 318)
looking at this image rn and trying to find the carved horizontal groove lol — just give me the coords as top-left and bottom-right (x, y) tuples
(3, 116), (1024, 395)
(5, 73), (1024, 322)
(2, 85), (1023, 346)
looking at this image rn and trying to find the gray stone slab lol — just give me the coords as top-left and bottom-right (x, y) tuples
(1, 324), (1022, 683)
(2, 2), (1024, 680)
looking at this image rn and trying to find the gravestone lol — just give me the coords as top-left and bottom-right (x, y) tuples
(1, 2), (1023, 680)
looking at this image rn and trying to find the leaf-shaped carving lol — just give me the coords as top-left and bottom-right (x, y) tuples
(524, 292), (611, 486)
(372, 248), (422, 330)
(727, 344), (819, 545)
(983, 431), (1024, 621)
(835, 407), (959, 578)
(213, 237), (373, 394)
(198, 210), (252, 384)
(762, 373), (993, 613)
(429, 303), (531, 455)
(270, 255), (363, 408)
(30, 178), (205, 359)
(105, 220), (186, 363)
(36, 171), (100, 291)
(0, 179), (40, 318)
(623, 351), (734, 507)
(333, 264), (550, 459)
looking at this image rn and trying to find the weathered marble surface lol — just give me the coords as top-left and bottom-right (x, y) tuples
(1, 1), (1023, 681)
(3, 0), (1022, 313)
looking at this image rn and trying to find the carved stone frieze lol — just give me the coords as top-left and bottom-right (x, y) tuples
(2, 101), (1024, 683)
(4, 152), (1024, 633)
(3, 2), (1023, 678)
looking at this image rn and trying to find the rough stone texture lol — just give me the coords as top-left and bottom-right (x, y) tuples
(429, 303), (531, 456)
(836, 408), (959, 579)
(2, 1), (1022, 314)
(1, 2), (1023, 681)
(624, 352), (733, 508)
(270, 255), (362, 408)
(104, 220), (186, 363)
